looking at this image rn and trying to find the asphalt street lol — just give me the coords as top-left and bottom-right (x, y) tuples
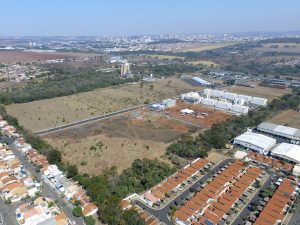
(231, 175), (272, 225)
(8, 143), (84, 225)
(136, 158), (233, 225)
(0, 138), (84, 225)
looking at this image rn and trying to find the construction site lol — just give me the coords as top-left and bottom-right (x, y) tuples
(161, 100), (232, 128)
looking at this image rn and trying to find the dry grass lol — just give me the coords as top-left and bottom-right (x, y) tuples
(225, 85), (291, 100)
(268, 109), (300, 129)
(43, 111), (193, 174)
(6, 78), (202, 132)
(176, 42), (237, 52)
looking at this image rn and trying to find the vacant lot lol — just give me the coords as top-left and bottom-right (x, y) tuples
(0, 50), (97, 64)
(7, 78), (202, 131)
(43, 110), (194, 174)
(163, 100), (232, 128)
(226, 85), (291, 100)
(268, 109), (300, 129)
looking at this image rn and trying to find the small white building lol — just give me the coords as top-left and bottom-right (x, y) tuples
(233, 132), (276, 155)
(271, 143), (300, 164)
(293, 165), (300, 177)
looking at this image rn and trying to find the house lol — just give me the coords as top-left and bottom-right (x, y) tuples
(82, 202), (98, 217)
(1, 180), (28, 202)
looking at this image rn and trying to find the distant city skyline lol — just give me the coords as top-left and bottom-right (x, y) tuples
(1, 0), (300, 36)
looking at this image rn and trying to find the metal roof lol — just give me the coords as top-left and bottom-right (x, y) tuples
(271, 143), (300, 163)
(234, 132), (276, 150)
(257, 122), (300, 139)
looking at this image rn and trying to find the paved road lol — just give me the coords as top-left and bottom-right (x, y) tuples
(34, 104), (148, 135)
(231, 175), (272, 225)
(0, 202), (17, 225)
(288, 197), (300, 225)
(136, 158), (233, 225)
(7, 142), (84, 225)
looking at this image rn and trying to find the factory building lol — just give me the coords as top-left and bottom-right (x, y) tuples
(250, 97), (267, 106)
(231, 104), (249, 114)
(237, 94), (252, 103)
(180, 92), (202, 104)
(257, 122), (300, 141)
(271, 143), (300, 164)
(223, 92), (237, 101)
(233, 132), (276, 155)
(201, 98), (216, 107)
(215, 101), (232, 110)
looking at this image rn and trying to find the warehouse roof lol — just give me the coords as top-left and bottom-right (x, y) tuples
(257, 122), (300, 139)
(234, 132), (276, 150)
(271, 143), (300, 163)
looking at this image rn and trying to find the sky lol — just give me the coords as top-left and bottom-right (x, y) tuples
(1, 0), (300, 36)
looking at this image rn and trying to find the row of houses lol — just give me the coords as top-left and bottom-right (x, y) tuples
(13, 139), (98, 218)
(173, 160), (263, 225)
(247, 152), (294, 173)
(140, 158), (210, 206)
(253, 178), (298, 225)
(0, 143), (41, 203)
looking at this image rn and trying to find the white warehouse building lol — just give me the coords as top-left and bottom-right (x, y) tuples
(257, 122), (300, 141)
(250, 97), (268, 106)
(233, 132), (276, 155)
(271, 143), (300, 164)
(223, 92), (237, 101)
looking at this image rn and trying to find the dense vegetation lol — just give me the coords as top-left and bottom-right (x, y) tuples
(0, 71), (138, 104)
(0, 105), (173, 225)
(167, 91), (300, 158)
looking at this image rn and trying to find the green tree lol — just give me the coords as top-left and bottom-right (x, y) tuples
(72, 207), (82, 217)
(84, 216), (96, 225)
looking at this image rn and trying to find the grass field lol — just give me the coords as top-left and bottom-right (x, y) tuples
(143, 54), (185, 60)
(6, 78), (202, 131)
(268, 109), (300, 129)
(176, 42), (237, 52)
(226, 85), (291, 100)
(186, 60), (219, 67)
(43, 110), (194, 174)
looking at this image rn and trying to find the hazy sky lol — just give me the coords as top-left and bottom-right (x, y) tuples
(1, 0), (300, 36)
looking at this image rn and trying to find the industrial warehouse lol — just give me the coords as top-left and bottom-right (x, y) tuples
(257, 122), (300, 141)
(233, 131), (277, 155)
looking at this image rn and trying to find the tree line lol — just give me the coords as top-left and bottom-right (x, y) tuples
(0, 71), (138, 105)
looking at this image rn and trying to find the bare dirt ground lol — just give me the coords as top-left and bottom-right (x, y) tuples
(43, 110), (195, 174)
(0, 50), (97, 64)
(7, 78), (202, 132)
(162, 100), (232, 128)
(225, 84), (291, 100)
(268, 109), (300, 129)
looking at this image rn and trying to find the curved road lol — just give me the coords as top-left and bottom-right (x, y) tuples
(136, 158), (233, 225)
